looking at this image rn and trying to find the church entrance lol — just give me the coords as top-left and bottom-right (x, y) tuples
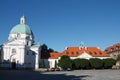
(12, 59), (16, 69)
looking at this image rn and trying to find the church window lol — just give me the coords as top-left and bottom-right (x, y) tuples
(27, 51), (29, 55)
(17, 33), (20, 38)
(12, 48), (16, 54)
(27, 41), (28, 45)
(32, 52), (35, 55)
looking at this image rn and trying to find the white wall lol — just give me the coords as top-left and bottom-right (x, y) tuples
(43, 59), (58, 68)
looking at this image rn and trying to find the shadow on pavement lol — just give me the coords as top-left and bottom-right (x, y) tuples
(0, 70), (90, 80)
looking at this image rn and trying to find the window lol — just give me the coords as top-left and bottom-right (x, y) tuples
(105, 50), (108, 53)
(111, 48), (114, 51)
(89, 52), (92, 55)
(116, 46), (119, 50)
(66, 51), (69, 55)
(71, 52), (74, 54)
(17, 33), (20, 38)
(76, 52), (79, 55)
(12, 48), (16, 54)
(99, 52), (102, 55)
(32, 52), (35, 55)
(94, 52), (97, 55)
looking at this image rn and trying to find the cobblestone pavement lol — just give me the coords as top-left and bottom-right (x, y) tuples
(0, 69), (120, 80)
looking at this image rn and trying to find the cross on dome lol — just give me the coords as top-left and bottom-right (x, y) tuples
(20, 16), (26, 24)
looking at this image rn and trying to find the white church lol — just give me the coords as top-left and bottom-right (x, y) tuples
(0, 16), (41, 69)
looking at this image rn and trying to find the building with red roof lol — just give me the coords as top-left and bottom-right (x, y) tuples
(41, 45), (110, 68)
(105, 43), (120, 59)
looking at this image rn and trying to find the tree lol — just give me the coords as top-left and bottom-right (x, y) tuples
(89, 58), (103, 69)
(58, 55), (72, 69)
(73, 58), (89, 69)
(54, 60), (57, 68)
(79, 59), (89, 69)
(48, 48), (54, 53)
(73, 58), (81, 69)
(40, 59), (45, 68)
(41, 44), (48, 53)
(103, 58), (116, 69)
(41, 44), (56, 53)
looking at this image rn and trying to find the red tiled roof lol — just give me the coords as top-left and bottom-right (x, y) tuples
(41, 47), (109, 59)
(60, 47), (109, 57)
(105, 43), (120, 53)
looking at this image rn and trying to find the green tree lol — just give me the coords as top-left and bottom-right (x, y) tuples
(74, 58), (81, 69)
(58, 55), (72, 69)
(89, 58), (103, 69)
(79, 59), (89, 69)
(48, 48), (54, 53)
(41, 44), (48, 53)
(73, 58), (89, 69)
(40, 59), (45, 68)
(54, 60), (57, 68)
(103, 58), (116, 69)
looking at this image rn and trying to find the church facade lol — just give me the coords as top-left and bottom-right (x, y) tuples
(0, 16), (41, 69)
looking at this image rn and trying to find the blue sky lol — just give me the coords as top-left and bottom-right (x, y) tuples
(0, 0), (120, 52)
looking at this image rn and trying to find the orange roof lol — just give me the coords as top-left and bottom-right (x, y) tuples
(49, 52), (60, 59)
(105, 43), (120, 53)
(41, 47), (109, 59)
(60, 47), (109, 57)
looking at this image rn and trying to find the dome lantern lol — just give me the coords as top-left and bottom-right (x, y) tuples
(20, 16), (25, 24)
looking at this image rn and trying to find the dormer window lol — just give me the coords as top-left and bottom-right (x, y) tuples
(71, 52), (74, 54)
(66, 51), (69, 55)
(94, 52), (97, 55)
(89, 52), (92, 55)
(76, 52), (79, 55)
(99, 52), (102, 55)
(105, 50), (108, 53)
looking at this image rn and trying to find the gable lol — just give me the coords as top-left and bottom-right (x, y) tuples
(77, 52), (92, 59)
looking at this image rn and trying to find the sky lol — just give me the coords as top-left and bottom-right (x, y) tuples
(0, 0), (120, 52)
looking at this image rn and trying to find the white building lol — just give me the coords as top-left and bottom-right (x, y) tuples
(42, 46), (110, 68)
(1, 16), (41, 69)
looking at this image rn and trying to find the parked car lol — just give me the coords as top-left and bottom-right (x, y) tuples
(50, 68), (55, 71)
(55, 68), (60, 71)
(67, 68), (72, 71)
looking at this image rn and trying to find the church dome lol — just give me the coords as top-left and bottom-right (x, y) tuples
(10, 24), (33, 35)
(10, 16), (33, 35)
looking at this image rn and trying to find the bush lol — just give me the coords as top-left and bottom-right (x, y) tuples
(58, 55), (72, 69)
(79, 59), (89, 69)
(73, 58), (89, 69)
(89, 58), (103, 69)
(73, 58), (81, 69)
(103, 58), (116, 69)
